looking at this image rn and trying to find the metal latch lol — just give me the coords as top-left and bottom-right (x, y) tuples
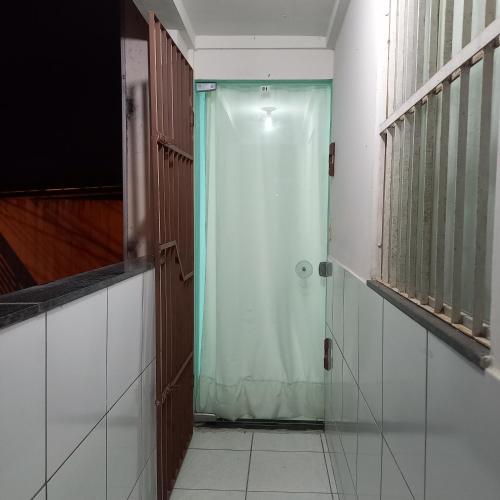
(319, 261), (333, 277)
(324, 338), (333, 371)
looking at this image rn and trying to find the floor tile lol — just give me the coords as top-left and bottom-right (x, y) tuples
(248, 451), (330, 493)
(190, 428), (253, 450)
(253, 431), (323, 452)
(247, 493), (333, 499)
(175, 449), (249, 491)
(171, 490), (245, 500)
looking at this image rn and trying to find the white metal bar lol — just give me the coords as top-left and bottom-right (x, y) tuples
(434, 81), (451, 313)
(387, 0), (399, 113)
(428, 0), (440, 77)
(450, 64), (471, 323)
(415, 0), (427, 90)
(418, 94), (437, 304)
(441, 0), (455, 64)
(395, 0), (407, 107)
(382, 131), (394, 282)
(472, 44), (495, 335)
(407, 106), (422, 298)
(462, 0), (473, 48)
(379, 17), (500, 133)
(398, 114), (413, 291)
(390, 123), (402, 286)
(405, 0), (417, 98)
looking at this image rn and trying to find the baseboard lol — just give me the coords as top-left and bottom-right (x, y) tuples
(196, 418), (325, 431)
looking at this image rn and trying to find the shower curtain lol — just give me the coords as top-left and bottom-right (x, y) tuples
(197, 82), (331, 420)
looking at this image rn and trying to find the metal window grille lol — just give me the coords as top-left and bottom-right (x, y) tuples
(380, 0), (500, 347)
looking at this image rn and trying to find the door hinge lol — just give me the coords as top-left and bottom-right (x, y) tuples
(324, 338), (333, 371)
(329, 143), (335, 177)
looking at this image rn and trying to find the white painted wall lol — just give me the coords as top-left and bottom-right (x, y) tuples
(194, 49), (334, 80)
(329, 0), (387, 281)
(490, 122), (500, 372)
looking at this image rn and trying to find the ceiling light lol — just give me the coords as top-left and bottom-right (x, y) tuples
(262, 106), (276, 132)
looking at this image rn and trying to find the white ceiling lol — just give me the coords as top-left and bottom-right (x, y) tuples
(181, 0), (335, 37)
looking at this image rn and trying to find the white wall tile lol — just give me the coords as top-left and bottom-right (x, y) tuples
(356, 394), (381, 498)
(328, 452), (355, 496)
(32, 487), (46, 500)
(380, 442), (413, 500)
(142, 269), (155, 370)
(47, 291), (107, 476)
(47, 419), (106, 500)
(358, 286), (383, 424)
(325, 334), (343, 454)
(141, 359), (156, 466)
(332, 262), (345, 350)
(141, 452), (157, 500)
(108, 275), (144, 407)
(341, 360), (358, 485)
(343, 272), (359, 380)
(383, 302), (426, 500)
(107, 377), (142, 500)
(326, 256), (334, 331)
(426, 335), (500, 500)
(128, 478), (140, 500)
(0, 316), (45, 500)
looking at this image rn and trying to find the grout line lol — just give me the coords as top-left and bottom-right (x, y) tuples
(321, 432), (336, 496)
(423, 331), (429, 500)
(46, 414), (107, 483)
(244, 433), (254, 500)
(189, 447), (325, 453)
(380, 298), (385, 500)
(44, 313), (48, 497)
(106, 288), (109, 500)
(175, 487), (332, 495)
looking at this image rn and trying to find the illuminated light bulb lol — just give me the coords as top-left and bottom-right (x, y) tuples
(264, 114), (273, 131)
(262, 106), (276, 132)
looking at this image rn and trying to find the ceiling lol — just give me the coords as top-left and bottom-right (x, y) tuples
(181, 0), (335, 37)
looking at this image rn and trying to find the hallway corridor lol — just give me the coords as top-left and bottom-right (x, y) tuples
(171, 428), (338, 499)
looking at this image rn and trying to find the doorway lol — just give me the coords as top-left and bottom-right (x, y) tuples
(195, 81), (331, 421)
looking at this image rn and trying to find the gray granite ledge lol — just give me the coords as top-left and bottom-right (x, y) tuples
(0, 257), (153, 330)
(367, 279), (491, 370)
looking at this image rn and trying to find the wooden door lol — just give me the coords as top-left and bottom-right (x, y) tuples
(148, 12), (194, 499)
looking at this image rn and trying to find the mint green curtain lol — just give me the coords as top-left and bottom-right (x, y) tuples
(197, 82), (331, 420)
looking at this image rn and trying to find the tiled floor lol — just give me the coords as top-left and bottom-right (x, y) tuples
(171, 428), (338, 500)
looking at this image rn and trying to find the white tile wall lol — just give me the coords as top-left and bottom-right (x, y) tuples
(140, 452), (157, 500)
(380, 442), (413, 500)
(356, 395), (381, 498)
(326, 256), (334, 331)
(46, 291), (107, 476)
(343, 272), (359, 380)
(107, 376), (142, 500)
(332, 262), (345, 350)
(0, 316), (45, 500)
(142, 269), (155, 370)
(141, 359), (156, 464)
(325, 340), (342, 453)
(0, 270), (156, 500)
(358, 286), (382, 425)
(340, 360), (358, 485)
(325, 261), (500, 500)
(328, 451), (355, 496)
(383, 302), (426, 500)
(47, 419), (106, 500)
(426, 335), (500, 500)
(108, 274), (144, 407)
(32, 487), (46, 500)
